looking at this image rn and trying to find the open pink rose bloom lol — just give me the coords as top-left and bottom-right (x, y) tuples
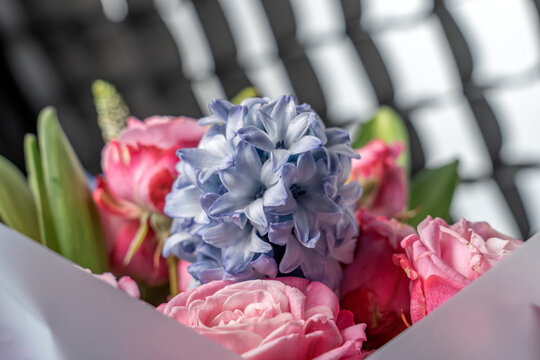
(93, 116), (205, 285)
(157, 278), (367, 360)
(394, 216), (523, 323)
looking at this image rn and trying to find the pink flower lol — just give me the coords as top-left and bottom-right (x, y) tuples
(350, 140), (407, 217)
(394, 216), (523, 323)
(93, 116), (206, 285)
(84, 269), (140, 299)
(340, 209), (415, 349)
(105, 217), (169, 285)
(157, 278), (367, 360)
(98, 116), (206, 213)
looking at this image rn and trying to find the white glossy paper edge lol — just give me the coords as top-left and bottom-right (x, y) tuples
(0, 224), (241, 360)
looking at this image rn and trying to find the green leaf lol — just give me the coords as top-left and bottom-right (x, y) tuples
(407, 160), (460, 228)
(92, 79), (129, 142)
(231, 87), (259, 105)
(24, 134), (60, 252)
(352, 106), (410, 171)
(38, 107), (109, 272)
(0, 155), (41, 241)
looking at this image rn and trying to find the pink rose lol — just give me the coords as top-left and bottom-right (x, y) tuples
(394, 216), (523, 323)
(93, 116), (206, 285)
(350, 140), (407, 217)
(340, 209), (415, 349)
(84, 269), (140, 299)
(158, 278), (367, 360)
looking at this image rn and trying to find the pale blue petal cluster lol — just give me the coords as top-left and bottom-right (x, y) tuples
(163, 95), (361, 289)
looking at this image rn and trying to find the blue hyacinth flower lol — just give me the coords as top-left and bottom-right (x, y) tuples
(208, 141), (293, 232)
(163, 94), (362, 289)
(238, 95), (323, 171)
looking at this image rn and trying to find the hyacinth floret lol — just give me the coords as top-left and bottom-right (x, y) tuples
(163, 95), (361, 289)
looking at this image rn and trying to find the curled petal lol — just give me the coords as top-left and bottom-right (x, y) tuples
(238, 126), (275, 152)
(288, 136), (322, 155)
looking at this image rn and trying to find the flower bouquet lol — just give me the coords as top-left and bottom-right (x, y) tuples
(0, 82), (533, 359)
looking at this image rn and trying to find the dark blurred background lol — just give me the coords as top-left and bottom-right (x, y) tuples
(0, 0), (539, 238)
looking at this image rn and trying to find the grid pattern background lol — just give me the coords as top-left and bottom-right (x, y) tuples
(0, 0), (539, 239)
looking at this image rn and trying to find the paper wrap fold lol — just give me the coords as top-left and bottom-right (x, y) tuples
(1, 224), (539, 359)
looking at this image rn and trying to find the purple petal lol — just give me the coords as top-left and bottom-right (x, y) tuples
(235, 141), (262, 179)
(328, 144), (360, 159)
(220, 168), (256, 193)
(260, 161), (280, 186)
(271, 95), (297, 133)
(271, 149), (291, 172)
(323, 175), (338, 198)
(221, 229), (272, 274)
(300, 193), (342, 215)
(268, 220), (294, 245)
(164, 185), (202, 218)
(244, 198), (268, 229)
(280, 163), (296, 187)
(296, 152), (317, 183)
(325, 127), (350, 144)
(292, 206), (320, 248)
(208, 192), (249, 217)
(200, 193), (220, 214)
(226, 105), (247, 140)
(250, 254), (278, 278)
(339, 182), (362, 204)
(285, 112), (313, 145)
(209, 99), (234, 122)
(263, 182), (289, 208)
(256, 110), (278, 139)
(202, 222), (241, 248)
(310, 117), (327, 144)
(237, 126), (274, 152)
(177, 148), (222, 169)
(288, 135), (322, 155)
(279, 237), (303, 274)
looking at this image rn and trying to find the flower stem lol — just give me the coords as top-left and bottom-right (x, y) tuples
(168, 256), (179, 297)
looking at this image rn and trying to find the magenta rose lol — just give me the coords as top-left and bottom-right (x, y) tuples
(350, 140), (407, 217)
(394, 216), (523, 323)
(93, 116), (206, 285)
(157, 278), (367, 360)
(340, 209), (415, 349)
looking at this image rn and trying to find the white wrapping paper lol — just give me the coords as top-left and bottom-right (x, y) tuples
(1, 224), (539, 359)
(0, 225), (241, 360)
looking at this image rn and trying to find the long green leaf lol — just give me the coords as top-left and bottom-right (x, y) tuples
(24, 134), (59, 252)
(38, 107), (109, 272)
(0, 155), (41, 241)
(352, 106), (410, 172)
(407, 160), (460, 227)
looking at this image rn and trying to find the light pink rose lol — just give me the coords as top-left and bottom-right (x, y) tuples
(157, 278), (367, 360)
(84, 269), (140, 299)
(93, 116), (206, 285)
(350, 140), (407, 217)
(340, 209), (415, 349)
(394, 216), (523, 323)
